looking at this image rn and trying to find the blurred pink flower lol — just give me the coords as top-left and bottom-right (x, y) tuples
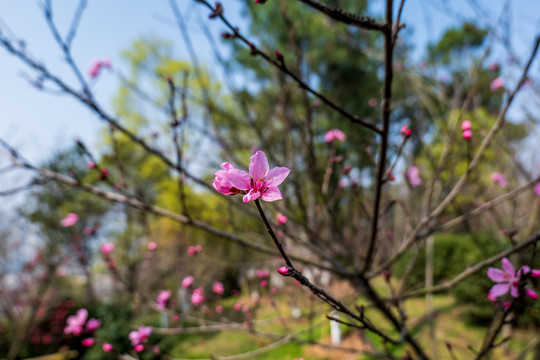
(400, 125), (411, 138)
(102, 57), (111, 69)
(187, 244), (202, 256)
(148, 242), (157, 251)
(88, 58), (101, 78)
(462, 129), (473, 140)
(405, 166), (422, 187)
(85, 318), (101, 332)
(491, 172), (508, 188)
(256, 270), (269, 279)
(216, 305), (223, 313)
(156, 290), (171, 310)
(82, 338), (95, 347)
(87, 161), (96, 169)
(276, 212), (288, 225)
(368, 98), (377, 107)
(60, 213), (79, 227)
(134, 344), (144, 352)
(212, 282), (224, 295)
(64, 308), (88, 335)
(100, 243), (115, 255)
(324, 129), (346, 143)
(182, 275), (194, 288)
(461, 120), (472, 131)
(534, 183), (540, 197)
(225, 150), (290, 202)
(102, 343), (113, 352)
(488, 62), (499, 71)
(129, 326), (152, 346)
(277, 266), (289, 276)
(191, 288), (204, 306)
(490, 77), (505, 92)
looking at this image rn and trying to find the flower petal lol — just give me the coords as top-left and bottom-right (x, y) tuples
(510, 284), (519, 298)
(489, 283), (509, 297)
(226, 169), (251, 190)
(267, 167), (291, 187)
(261, 187), (282, 202)
(243, 189), (260, 203)
(487, 268), (507, 282)
(502, 258), (515, 277)
(249, 151), (269, 182)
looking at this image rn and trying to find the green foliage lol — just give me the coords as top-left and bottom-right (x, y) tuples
(429, 22), (487, 65)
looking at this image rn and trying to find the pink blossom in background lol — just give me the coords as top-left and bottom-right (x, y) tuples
(368, 98), (377, 107)
(490, 76), (505, 92)
(233, 302), (242, 311)
(276, 212), (288, 225)
(147, 242), (157, 251)
(224, 150), (291, 202)
(187, 244), (202, 256)
(134, 344), (144, 352)
(461, 120), (472, 131)
(102, 343), (113, 352)
(405, 166), (422, 187)
(260, 280), (268, 287)
(534, 183), (540, 196)
(526, 289), (539, 300)
(85, 318), (101, 332)
(212, 282), (224, 295)
(102, 57), (112, 68)
(129, 326), (152, 346)
(462, 129), (473, 140)
(156, 290), (172, 310)
(182, 275), (194, 288)
(216, 305), (223, 313)
(487, 258), (522, 299)
(324, 129), (346, 143)
(212, 162), (237, 195)
(191, 288), (204, 306)
(100, 243), (115, 255)
(490, 172), (509, 188)
(400, 125), (412, 138)
(88, 58), (101, 78)
(64, 308), (88, 335)
(81, 338), (95, 347)
(60, 213), (79, 227)
(256, 270), (269, 279)
(87, 161), (96, 169)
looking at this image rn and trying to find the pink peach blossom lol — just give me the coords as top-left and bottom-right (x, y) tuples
(88, 58), (101, 78)
(100, 243), (115, 255)
(129, 326), (152, 346)
(212, 282), (224, 295)
(64, 308), (88, 335)
(191, 288), (204, 306)
(462, 129), (473, 140)
(212, 162), (237, 195)
(324, 129), (346, 143)
(490, 172), (508, 188)
(278, 266), (289, 276)
(60, 213), (79, 227)
(400, 125), (412, 138)
(490, 76), (505, 92)
(216, 305), (223, 313)
(102, 343), (113, 352)
(85, 318), (101, 332)
(134, 344), (144, 352)
(224, 151), (290, 202)
(148, 242), (157, 251)
(487, 258), (521, 298)
(182, 275), (194, 288)
(276, 212), (288, 225)
(405, 166), (422, 187)
(156, 290), (172, 310)
(368, 98), (377, 107)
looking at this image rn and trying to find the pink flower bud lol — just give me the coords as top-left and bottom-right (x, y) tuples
(134, 344), (144, 352)
(212, 282), (224, 295)
(276, 212), (288, 225)
(277, 266), (289, 276)
(60, 213), (79, 227)
(531, 269), (540, 277)
(182, 275), (194, 288)
(461, 120), (472, 131)
(100, 243), (115, 255)
(260, 280), (268, 287)
(82, 338), (95, 347)
(525, 289), (538, 300)
(400, 125), (412, 138)
(490, 77), (505, 92)
(148, 242), (157, 251)
(87, 161), (96, 169)
(462, 129), (472, 140)
(102, 343), (113, 352)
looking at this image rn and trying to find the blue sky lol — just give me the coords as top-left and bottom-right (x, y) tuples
(1, 0), (539, 195)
